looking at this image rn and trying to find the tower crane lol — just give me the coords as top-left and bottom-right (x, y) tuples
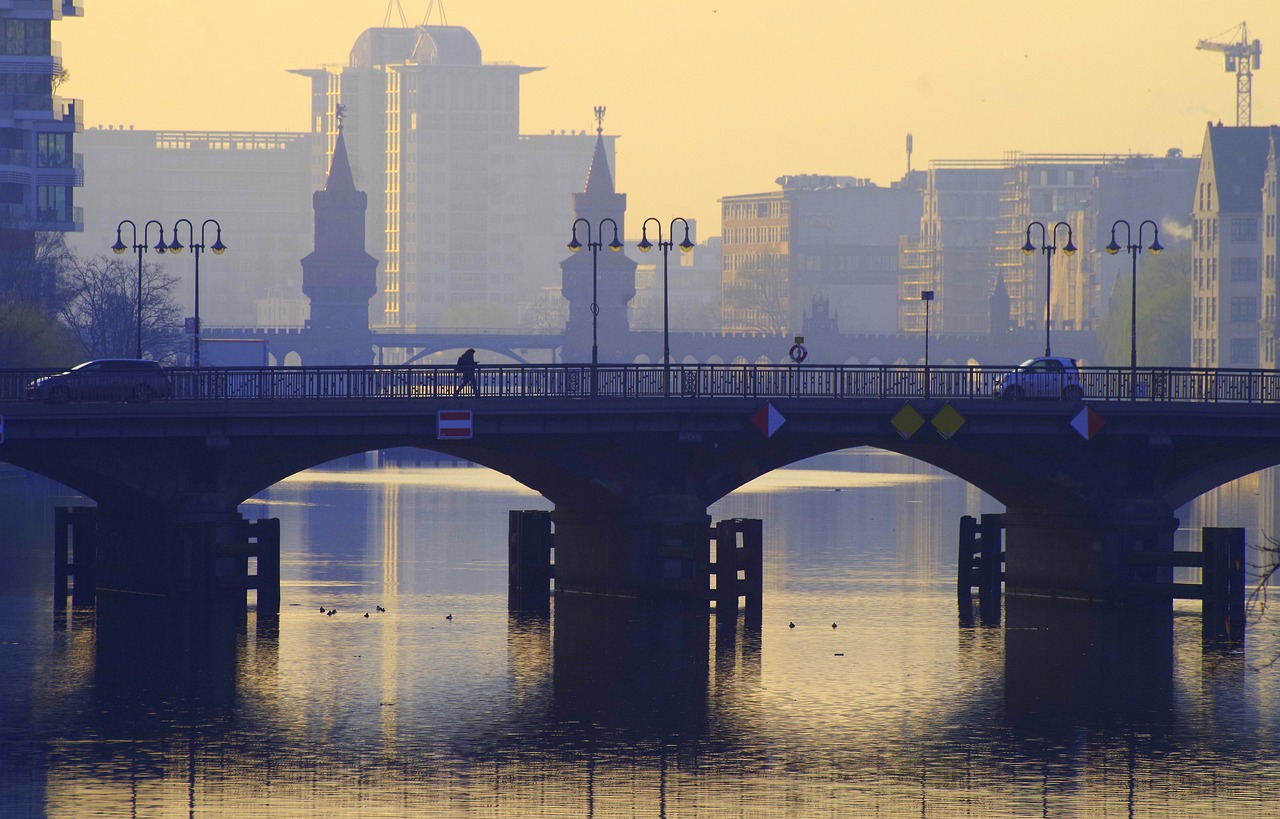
(1197, 22), (1262, 127)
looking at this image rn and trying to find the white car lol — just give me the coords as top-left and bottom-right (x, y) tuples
(994, 356), (1083, 400)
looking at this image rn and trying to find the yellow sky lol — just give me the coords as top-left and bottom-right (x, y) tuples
(58, 1), (1279, 236)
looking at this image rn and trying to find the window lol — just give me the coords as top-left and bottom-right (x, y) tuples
(1230, 297), (1258, 322)
(1230, 257), (1259, 282)
(1230, 337), (1258, 365)
(1231, 219), (1258, 241)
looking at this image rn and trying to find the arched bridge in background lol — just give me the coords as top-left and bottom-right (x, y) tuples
(0, 362), (1273, 613)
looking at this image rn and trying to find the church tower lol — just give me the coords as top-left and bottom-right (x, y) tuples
(561, 107), (638, 363)
(300, 107), (379, 364)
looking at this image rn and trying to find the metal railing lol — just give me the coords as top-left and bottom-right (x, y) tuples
(5, 364), (1280, 404)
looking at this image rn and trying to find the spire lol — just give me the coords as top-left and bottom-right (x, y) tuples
(583, 105), (614, 196)
(326, 105), (356, 193)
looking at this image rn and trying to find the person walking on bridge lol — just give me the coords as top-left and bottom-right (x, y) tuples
(455, 348), (478, 396)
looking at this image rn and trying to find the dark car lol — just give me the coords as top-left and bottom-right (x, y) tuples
(27, 359), (174, 404)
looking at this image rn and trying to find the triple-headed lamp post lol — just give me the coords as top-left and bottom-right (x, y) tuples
(1021, 220), (1076, 358)
(167, 219), (227, 367)
(112, 219), (168, 359)
(1105, 219), (1162, 393)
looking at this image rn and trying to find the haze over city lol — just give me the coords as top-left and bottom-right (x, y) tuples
(60, 1), (1280, 236)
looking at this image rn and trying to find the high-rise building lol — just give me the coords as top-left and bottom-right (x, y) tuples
(293, 24), (603, 347)
(1191, 123), (1280, 368)
(67, 128), (314, 329)
(721, 174), (923, 337)
(902, 153), (1197, 341)
(1264, 134), (1279, 367)
(0, 0), (83, 308)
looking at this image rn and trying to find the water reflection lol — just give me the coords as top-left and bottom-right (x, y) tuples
(5, 455), (1280, 816)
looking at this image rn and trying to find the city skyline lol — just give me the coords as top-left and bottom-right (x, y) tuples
(59, 1), (1278, 237)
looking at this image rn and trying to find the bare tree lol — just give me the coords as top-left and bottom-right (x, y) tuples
(722, 274), (789, 336)
(57, 254), (183, 362)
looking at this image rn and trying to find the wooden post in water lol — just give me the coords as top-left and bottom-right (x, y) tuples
(1201, 526), (1246, 644)
(508, 510), (554, 613)
(54, 506), (97, 606)
(712, 518), (764, 618)
(247, 518), (281, 614)
(958, 514), (1003, 625)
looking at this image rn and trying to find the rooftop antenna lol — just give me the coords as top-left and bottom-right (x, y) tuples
(422, 0), (449, 26)
(595, 106), (606, 135)
(1197, 21), (1262, 127)
(906, 133), (913, 175)
(382, 0), (408, 27)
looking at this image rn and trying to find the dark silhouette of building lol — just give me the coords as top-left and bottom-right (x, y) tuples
(560, 109), (637, 363)
(299, 113), (378, 364)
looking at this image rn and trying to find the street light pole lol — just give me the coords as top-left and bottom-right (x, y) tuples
(112, 219), (167, 359)
(637, 217), (695, 391)
(568, 217), (622, 394)
(1021, 220), (1076, 358)
(921, 290), (934, 398)
(1106, 219), (1163, 395)
(169, 219), (227, 367)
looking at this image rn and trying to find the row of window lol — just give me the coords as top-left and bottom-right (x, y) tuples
(723, 226), (788, 245)
(723, 201), (784, 220)
(0, 20), (50, 57)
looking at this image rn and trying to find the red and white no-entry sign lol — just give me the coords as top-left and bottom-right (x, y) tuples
(437, 410), (473, 440)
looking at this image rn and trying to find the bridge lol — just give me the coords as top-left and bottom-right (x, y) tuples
(0, 362), (1274, 614)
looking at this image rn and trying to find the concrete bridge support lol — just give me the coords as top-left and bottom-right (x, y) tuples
(1001, 500), (1179, 608)
(550, 494), (712, 600)
(58, 496), (279, 612)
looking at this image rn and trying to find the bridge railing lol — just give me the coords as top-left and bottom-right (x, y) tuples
(7, 363), (1280, 404)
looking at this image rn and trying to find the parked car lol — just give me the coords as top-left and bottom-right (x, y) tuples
(993, 356), (1083, 400)
(26, 359), (174, 404)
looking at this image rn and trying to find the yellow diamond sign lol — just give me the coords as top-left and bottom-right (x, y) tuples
(930, 403), (966, 440)
(891, 404), (926, 439)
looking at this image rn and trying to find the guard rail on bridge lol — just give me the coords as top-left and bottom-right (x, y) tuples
(5, 364), (1280, 404)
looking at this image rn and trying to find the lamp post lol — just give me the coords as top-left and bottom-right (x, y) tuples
(1021, 220), (1077, 358)
(112, 219), (167, 359)
(567, 217), (623, 393)
(168, 219), (227, 367)
(637, 217), (695, 388)
(921, 290), (934, 398)
(1106, 219), (1163, 393)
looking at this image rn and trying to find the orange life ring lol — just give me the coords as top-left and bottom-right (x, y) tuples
(788, 343), (808, 364)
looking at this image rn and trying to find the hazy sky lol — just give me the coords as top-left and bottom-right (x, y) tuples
(59, 1), (1278, 236)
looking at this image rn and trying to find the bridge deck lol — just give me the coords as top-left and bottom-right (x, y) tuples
(3, 363), (1280, 404)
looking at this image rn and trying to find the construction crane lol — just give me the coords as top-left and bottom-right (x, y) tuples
(1197, 22), (1262, 127)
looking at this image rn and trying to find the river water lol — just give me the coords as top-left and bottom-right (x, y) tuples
(3, 450), (1280, 818)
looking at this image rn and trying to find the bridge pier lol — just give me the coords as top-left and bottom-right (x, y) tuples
(1002, 500), (1179, 608)
(551, 494), (712, 602)
(73, 497), (279, 612)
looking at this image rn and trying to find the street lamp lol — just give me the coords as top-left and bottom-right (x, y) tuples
(637, 217), (694, 385)
(1106, 219), (1163, 392)
(921, 290), (934, 398)
(567, 217), (623, 378)
(112, 219), (167, 359)
(168, 218), (227, 367)
(1021, 220), (1077, 357)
